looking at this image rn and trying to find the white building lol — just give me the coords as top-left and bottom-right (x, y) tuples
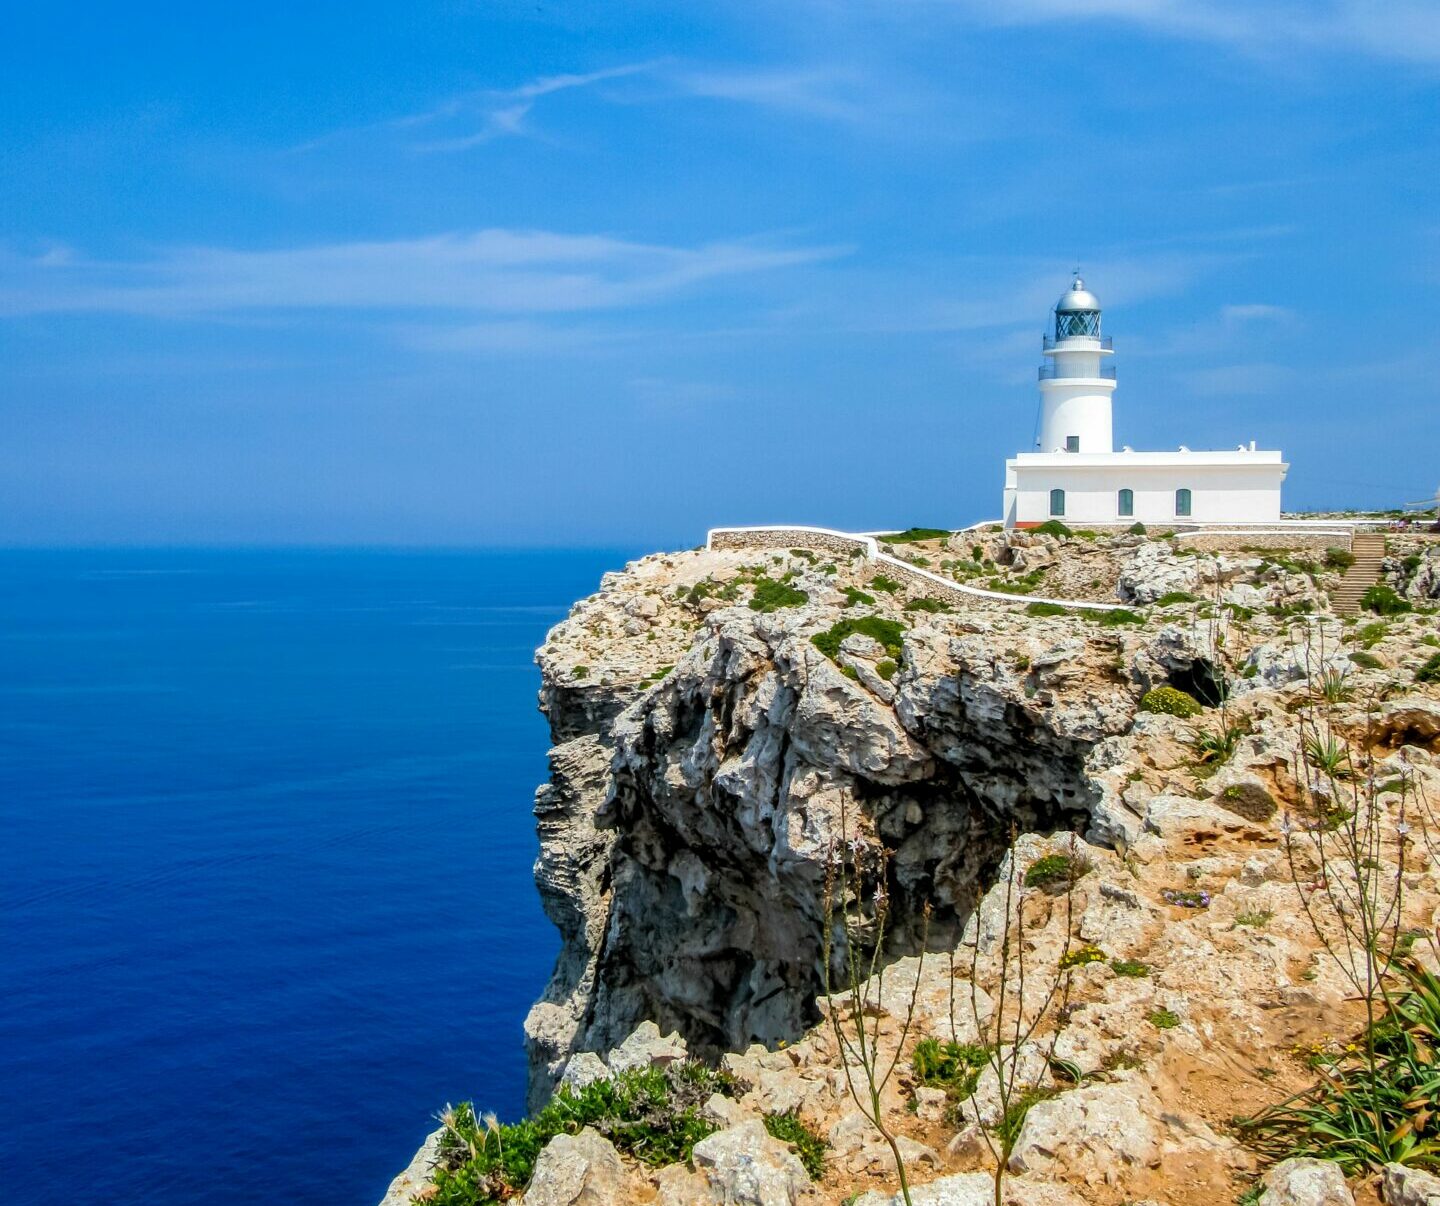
(1002, 278), (1287, 528)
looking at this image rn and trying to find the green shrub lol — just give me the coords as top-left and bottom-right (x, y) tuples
(1324, 547), (1356, 570)
(1361, 585), (1411, 616)
(971, 545), (984, 561)
(1025, 601), (1066, 617)
(876, 659), (898, 681)
(1417, 653), (1440, 684)
(1349, 651), (1384, 670)
(1403, 554), (1423, 573)
(1239, 959), (1440, 1173)
(763, 1112), (828, 1180)
(1110, 959), (1150, 978)
(1096, 608), (1144, 627)
(869, 574), (902, 594)
(1154, 591), (1199, 606)
(1147, 1008), (1180, 1030)
(1128, 522), (1147, 535)
(1357, 621), (1388, 648)
(911, 1037), (991, 1103)
(1059, 945), (1106, 969)
(427, 1062), (739, 1205)
(1140, 685), (1203, 717)
(842, 586), (875, 608)
(1032, 519), (1073, 538)
(1024, 852), (1090, 890)
(573, 665), (589, 680)
(812, 616), (906, 662)
(904, 596), (952, 614)
(880, 527), (950, 544)
(748, 576), (809, 612)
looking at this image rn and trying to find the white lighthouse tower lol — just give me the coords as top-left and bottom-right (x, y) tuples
(1037, 276), (1115, 454)
(1003, 273), (1288, 527)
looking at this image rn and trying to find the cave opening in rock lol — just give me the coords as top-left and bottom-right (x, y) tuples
(1166, 657), (1229, 707)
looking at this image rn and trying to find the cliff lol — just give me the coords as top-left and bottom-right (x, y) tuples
(387, 525), (1440, 1206)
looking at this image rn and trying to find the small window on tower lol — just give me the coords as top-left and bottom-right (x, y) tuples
(1049, 489), (1065, 517)
(1118, 488), (1134, 517)
(1065, 436), (1079, 453)
(1175, 488), (1192, 518)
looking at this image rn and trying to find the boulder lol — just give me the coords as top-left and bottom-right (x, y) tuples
(1260, 1157), (1354, 1206)
(520, 1128), (626, 1206)
(605, 1021), (687, 1075)
(557, 1052), (610, 1094)
(1007, 1081), (1161, 1184)
(1383, 1164), (1440, 1206)
(689, 1119), (814, 1205)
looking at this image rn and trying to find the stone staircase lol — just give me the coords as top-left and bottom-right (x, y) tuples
(1331, 532), (1387, 616)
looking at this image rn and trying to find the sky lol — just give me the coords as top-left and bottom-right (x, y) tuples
(2, 0), (1437, 547)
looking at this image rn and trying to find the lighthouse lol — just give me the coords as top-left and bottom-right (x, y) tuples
(1037, 277), (1115, 454)
(1002, 274), (1288, 527)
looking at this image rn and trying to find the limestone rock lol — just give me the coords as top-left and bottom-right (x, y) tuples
(605, 1021), (687, 1075)
(1007, 1081), (1161, 1183)
(557, 1051), (610, 1094)
(853, 1171), (1087, 1205)
(689, 1119), (814, 1204)
(377, 1128), (443, 1206)
(1383, 1163), (1440, 1206)
(1260, 1157), (1355, 1206)
(521, 1128), (625, 1206)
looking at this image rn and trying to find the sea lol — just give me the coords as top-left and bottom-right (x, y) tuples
(0, 548), (636, 1206)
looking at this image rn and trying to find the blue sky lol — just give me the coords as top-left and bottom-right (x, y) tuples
(2, 1), (1437, 546)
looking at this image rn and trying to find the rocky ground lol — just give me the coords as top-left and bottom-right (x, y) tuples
(384, 526), (1440, 1206)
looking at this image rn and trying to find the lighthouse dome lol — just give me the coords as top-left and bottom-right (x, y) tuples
(1056, 277), (1101, 313)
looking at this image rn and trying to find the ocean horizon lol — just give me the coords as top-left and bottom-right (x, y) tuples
(0, 547), (638, 1206)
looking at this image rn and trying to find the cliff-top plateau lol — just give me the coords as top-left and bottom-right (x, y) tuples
(384, 522), (1440, 1206)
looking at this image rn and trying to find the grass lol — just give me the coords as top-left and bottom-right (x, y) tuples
(748, 576), (809, 612)
(811, 615), (906, 662)
(1234, 909), (1274, 928)
(1361, 584), (1411, 616)
(426, 1062), (740, 1205)
(1147, 1008), (1181, 1030)
(1140, 685), (1203, 717)
(1239, 959), (1440, 1173)
(994, 1085), (1059, 1151)
(1417, 652), (1440, 684)
(1154, 590), (1200, 606)
(1357, 621), (1389, 648)
(843, 586), (876, 608)
(1025, 601), (1066, 617)
(911, 1037), (991, 1104)
(1193, 723), (1246, 766)
(1350, 651), (1385, 670)
(763, 1112), (828, 1180)
(1023, 851), (1091, 890)
(1110, 959), (1150, 978)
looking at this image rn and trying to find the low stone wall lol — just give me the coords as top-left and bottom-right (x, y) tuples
(707, 526), (876, 559)
(1174, 530), (1351, 554)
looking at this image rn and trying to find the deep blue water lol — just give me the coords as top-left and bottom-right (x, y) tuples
(0, 548), (632, 1206)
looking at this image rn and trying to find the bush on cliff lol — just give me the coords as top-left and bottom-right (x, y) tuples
(1361, 584), (1411, 616)
(1031, 519), (1072, 538)
(879, 527), (951, 544)
(748, 575), (809, 612)
(428, 1062), (740, 1204)
(811, 616), (905, 663)
(1139, 685), (1203, 717)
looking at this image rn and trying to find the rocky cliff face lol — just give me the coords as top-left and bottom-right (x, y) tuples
(520, 533), (1351, 1106)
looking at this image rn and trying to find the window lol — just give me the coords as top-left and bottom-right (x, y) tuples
(1175, 488), (1192, 517)
(1065, 436), (1080, 453)
(1049, 488), (1065, 517)
(1118, 488), (1134, 517)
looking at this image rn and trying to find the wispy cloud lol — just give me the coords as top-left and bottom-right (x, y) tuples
(927, 0), (1440, 66)
(0, 230), (850, 319)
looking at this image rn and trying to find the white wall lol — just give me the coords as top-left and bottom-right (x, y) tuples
(1009, 461), (1285, 525)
